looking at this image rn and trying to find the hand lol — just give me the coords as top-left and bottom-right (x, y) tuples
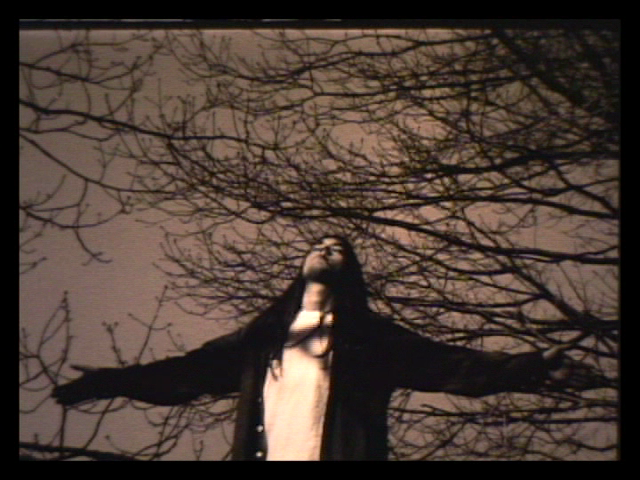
(52, 365), (109, 406)
(542, 346), (609, 391)
(542, 343), (572, 363)
(69, 364), (100, 374)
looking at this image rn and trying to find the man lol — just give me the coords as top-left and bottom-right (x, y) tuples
(52, 236), (596, 460)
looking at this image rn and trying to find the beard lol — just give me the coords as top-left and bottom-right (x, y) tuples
(302, 257), (341, 285)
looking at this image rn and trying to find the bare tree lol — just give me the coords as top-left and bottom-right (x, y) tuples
(20, 26), (618, 460)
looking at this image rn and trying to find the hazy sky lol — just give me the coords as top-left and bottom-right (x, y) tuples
(19, 28), (254, 460)
(20, 26), (617, 461)
(19, 28), (451, 460)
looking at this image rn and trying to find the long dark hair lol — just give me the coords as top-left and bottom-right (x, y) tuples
(244, 235), (372, 361)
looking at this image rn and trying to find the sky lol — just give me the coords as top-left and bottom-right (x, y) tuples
(19, 28), (253, 460)
(19, 27), (458, 460)
(20, 26), (617, 461)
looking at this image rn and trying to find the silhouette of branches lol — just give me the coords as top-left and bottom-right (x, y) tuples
(20, 27), (618, 460)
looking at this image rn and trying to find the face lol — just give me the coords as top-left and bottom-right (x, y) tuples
(301, 237), (347, 283)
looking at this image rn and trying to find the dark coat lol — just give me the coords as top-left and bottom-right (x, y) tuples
(53, 316), (550, 460)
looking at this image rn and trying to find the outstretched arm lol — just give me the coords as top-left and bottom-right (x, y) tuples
(52, 329), (246, 406)
(372, 325), (603, 397)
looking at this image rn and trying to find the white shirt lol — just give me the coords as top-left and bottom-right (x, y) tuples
(262, 310), (333, 460)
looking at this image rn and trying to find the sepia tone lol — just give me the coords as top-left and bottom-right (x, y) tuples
(20, 23), (619, 460)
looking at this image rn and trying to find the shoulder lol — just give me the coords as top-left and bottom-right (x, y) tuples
(366, 313), (428, 340)
(199, 327), (249, 352)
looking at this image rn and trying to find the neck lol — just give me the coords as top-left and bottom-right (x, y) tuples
(301, 281), (335, 312)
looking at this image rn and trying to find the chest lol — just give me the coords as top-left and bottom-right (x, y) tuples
(261, 311), (334, 460)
